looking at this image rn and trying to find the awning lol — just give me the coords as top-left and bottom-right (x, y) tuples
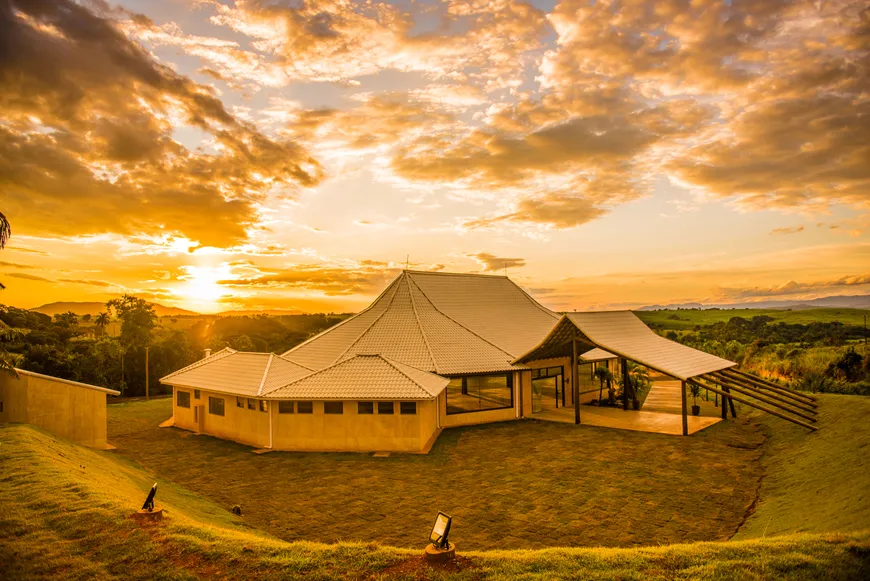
(514, 311), (735, 380)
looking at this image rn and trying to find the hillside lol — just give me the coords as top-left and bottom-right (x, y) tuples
(2, 397), (870, 579)
(638, 294), (870, 311)
(31, 301), (200, 318)
(636, 307), (870, 328)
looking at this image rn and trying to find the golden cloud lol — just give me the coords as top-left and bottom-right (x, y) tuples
(468, 253), (526, 271)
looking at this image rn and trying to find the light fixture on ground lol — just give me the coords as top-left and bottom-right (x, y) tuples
(423, 511), (455, 563)
(132, 482), (164, 522)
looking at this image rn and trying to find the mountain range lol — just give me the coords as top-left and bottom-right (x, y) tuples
(637, 294), (870, 311)
(31, 301), (200, 318)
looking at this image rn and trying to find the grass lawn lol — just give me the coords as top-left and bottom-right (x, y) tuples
(636, 307), (870, 329)
(106, 398), (766, 551)
(736, 394), (870, 539)
(2, 422), (869, 580)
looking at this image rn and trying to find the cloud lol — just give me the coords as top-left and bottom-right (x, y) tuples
(771, 226), (805, 235)
(0, 0), (321, 248)
(468, 253), (526, 272)
(0, 261), (34, 269)
(464, 192), (608, 229)
(4, 272), (52, 282)
(220, 262), (402, 296)
(58, 279), (114, 287)
(719, 273), (870, 300)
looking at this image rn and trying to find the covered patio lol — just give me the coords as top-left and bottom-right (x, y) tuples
(515, 312), (819, 436)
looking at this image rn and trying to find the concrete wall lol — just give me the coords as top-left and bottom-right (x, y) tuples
(172, 388), (270, 448)
(0, 370), (117, 449)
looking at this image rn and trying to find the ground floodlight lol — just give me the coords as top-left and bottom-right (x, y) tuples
(142, 483), (157, 512)
(429, 511), (452, 549)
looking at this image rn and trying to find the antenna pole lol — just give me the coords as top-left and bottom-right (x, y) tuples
(406, 254), (409, 270)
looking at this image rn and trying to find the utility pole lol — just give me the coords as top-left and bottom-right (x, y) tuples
(864, 313), (867, 358)
(145, 346), (150, 401)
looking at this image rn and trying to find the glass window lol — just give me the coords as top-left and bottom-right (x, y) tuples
(236, 396), (244, 408)
(400, 402), (416, 415)
(194, 389), (201, 400)
(324, 401), (343, 414)
(259, 400), (268, 412)
(208, 396), (224, 416)
(297, 401), (313, 414)
(358, 402), (374, 414)
(278, 401), (294, 414)
(247, 398), (256, 410)
(446, 374), (513, 415)
(177, 391), (191, 409)
(377, 401), (394, 415)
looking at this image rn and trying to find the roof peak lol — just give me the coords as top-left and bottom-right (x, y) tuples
(402, 269), (508, 279)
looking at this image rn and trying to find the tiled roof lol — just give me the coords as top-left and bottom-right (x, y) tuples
(282, 271), (558, 375)
(263, 354), (449, 400)
(159, 348), (313, 397)
(580, 347), (617, 361)
(514, 312), (735, 381)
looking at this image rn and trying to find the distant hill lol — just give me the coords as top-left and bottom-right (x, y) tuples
(217, 308), (305, 317)
(638, 294), (870, 311)
(32, 301), (200, 318)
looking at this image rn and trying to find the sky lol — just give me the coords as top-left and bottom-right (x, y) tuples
(1, 0), (869, 314)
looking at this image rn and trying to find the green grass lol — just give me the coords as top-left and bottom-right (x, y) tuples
(636, 308), (870, 329)
(737, 394), (870, 539)
(107, 398), (765, 550)
(2, 423), (869, 580)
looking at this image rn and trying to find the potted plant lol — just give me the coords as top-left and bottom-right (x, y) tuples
(690, 383), (701, 416)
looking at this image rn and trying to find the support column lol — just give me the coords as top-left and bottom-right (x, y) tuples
(721, 384), (728, 420)
(622, 358), (630, 411)
(680, 380), (689, 436)
(572, 337), (580, 425)
(725, 385), (737, 418)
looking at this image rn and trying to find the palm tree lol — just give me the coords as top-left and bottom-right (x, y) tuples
(0, 211), (21, 375)
(593, 366), (613, 405)
(0, 211), (9, 291)
(94, 312), (111, 337)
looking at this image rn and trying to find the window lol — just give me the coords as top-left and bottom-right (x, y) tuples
(248, 398), (256, 410)
(194, 389), (201, 400)
(259, 400), (269, 412)
(400, 402), (417, 415)
(446, 373), (513, 415)
(278, 401), (294, 414)
(208, 396), (225, 416)
(324, 401), (343, 414)
(177, 391), (191, 409)
(236, 396), (244, 408)
(297, 401), (313, 414)
(377, 401), (394, 415)
(357, 401), (374, 415)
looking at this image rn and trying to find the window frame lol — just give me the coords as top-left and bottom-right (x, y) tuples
(445, 373), (514, 416)
(324, 401), (343, 415)
(176, 390), (191, 409)
(236, 396), (244, 408)
(194, 389), (201, 400)
(259, 400), (268, 413)
(297, 401), (313, 414)
(377, 401), (394, 415)
(357, 401), (374, 415)
(399, 401), (417, 415)
(278, 401), (294, 414)
(208, 396), (225, 416)
(247, 398), (256, 410)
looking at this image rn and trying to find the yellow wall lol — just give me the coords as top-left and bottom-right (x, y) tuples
(172, 388), (270, 448)
(272, 400), (437, 453)
(0, 371), (114, 449)
(439, 371), (520, 428)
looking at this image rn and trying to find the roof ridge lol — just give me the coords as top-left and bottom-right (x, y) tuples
(264, 352), (359, 394)
(378, 355), (437, 399)
(333, 273), (407, 363)
(257, 353), (274, 396)
(404, 270), (507, 279)
(275, 353), (314, 371)
(405, 274), (518, 360)
(405, 275), (439, 374)
(281, 275), (403, 357)
(159, 347), (236, 382)
(508, 278), (560, 320)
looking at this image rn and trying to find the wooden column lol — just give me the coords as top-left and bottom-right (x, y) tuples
(721, 383), (728, 420)
(680, 380), (688, 436)
(725, 385), (737, 418)
(572, 337), (580, 425)
(622, 358), (630, 411)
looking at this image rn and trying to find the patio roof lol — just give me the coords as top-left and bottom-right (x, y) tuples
(580, 347), (617, 362)
(514, 311), (736, 380)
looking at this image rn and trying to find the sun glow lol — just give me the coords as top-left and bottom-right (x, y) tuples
(175, 264), (233, 312)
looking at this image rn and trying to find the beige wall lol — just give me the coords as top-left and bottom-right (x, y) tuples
(172, 387), (270, 448)
(171, 387), (439, 453)
(0, 370), (116, 449)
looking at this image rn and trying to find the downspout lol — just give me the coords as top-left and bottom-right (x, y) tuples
(269, 401), (274, 449)
(515, 371), (521, 418)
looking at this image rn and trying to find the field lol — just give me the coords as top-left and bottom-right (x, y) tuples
(106, 398), (764, 551)
(636, 307), (870, 329)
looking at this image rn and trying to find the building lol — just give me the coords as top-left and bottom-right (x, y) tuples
(0, 368), (120, 449)
(161, 270), (815, 453)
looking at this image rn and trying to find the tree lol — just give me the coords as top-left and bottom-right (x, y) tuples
(106, 295), (157, 396)
(593, 366), (613, 404)
(0, 211), (21, 374)
(94, 312), (110, 337)
(81, 314), (92, 323)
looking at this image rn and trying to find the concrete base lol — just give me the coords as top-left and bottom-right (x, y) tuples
(132, 507), (164, 522)
(423, 543), (455, 563)
(158, 417), (175, 428)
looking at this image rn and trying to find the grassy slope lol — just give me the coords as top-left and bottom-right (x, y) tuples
(737, 394), (870, 539)
(636, 308), (870, 329)
(1, 424), (869, 579)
